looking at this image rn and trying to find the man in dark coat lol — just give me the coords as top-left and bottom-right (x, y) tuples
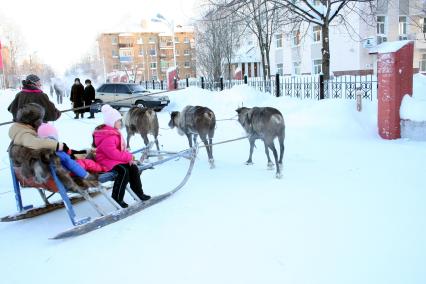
(84, 79), (96, 119)
(70, 78), (85, 119)
(8, 74), (61, 122)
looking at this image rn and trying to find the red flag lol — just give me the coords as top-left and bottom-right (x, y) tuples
(0, 40), (4, 72)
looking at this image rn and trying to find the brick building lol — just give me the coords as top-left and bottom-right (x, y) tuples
(98, 26), (196, 83)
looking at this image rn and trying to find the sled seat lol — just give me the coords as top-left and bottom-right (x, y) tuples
(13, 167), (59, 193)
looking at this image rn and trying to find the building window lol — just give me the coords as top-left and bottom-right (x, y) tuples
(276, 34), (283, 48)
(112, 50), (118, 57)
(175, 49), (180, 56)
(377, 16), (387, 44)
(137, 37), (143, 44)
(111, 37), (118, 45)
(313, 26), (321, 43)
(313, 59), (322, 74)
(276, 63), (283, 75)
(149, 48), (157, 56)
(150, 62), (157, 69)
(293, 61), (301, 75)
(184, 61), (190, 68)
(174, 36), (180, 43)
(399, 16), (408, 40)
(420, 54), (426, 72)
(139, 49), (144, 56)
(184, 37), (190, 43)
(292, 30), (301, 47)
(184, 49), (190, 56)
(149, 37), (156, 43)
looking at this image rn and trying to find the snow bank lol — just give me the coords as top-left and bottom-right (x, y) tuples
(400, 74), (426, 121)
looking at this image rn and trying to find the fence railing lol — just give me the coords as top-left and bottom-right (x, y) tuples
(176, 74), (377, 100)
(137, 74), (377, 100)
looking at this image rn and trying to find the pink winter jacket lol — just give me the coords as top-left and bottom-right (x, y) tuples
(93, 125), (132, 171)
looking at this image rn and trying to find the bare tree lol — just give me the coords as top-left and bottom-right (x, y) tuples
(196, 7), (242, 83)
(212, 0), (289, 81)
(221, 0), (375, 80)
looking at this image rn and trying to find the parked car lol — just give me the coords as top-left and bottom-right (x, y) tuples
(92, 83), (170, 112)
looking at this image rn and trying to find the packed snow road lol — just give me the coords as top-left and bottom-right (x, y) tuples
(0, 85), (425, 284)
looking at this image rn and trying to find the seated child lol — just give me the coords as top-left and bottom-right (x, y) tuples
(37, 123), (93, 179)
(93, 105), (151, 208)
(37, 123), (107, 174)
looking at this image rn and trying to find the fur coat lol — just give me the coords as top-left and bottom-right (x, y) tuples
(9, 144), (98, 192)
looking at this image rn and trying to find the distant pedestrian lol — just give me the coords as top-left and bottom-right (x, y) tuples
(8, 74), (61, 122)
(70, 78), (85, 119)
(49, 84), (54, 98)
(53, 82), (64, 104)
(84, 79), (96, 119)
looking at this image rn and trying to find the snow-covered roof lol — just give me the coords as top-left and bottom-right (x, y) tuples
(376, 40), (413, 53)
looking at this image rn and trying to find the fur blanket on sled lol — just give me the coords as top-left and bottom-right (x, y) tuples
(9, 144), (98, 192)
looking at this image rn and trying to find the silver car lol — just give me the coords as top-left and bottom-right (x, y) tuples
(94, 83), (170, 111)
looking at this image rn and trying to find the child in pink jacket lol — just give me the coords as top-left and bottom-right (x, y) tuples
(93, 105), (151, 208)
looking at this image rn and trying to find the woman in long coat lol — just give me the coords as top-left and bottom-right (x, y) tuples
(70, 78), (85, 119)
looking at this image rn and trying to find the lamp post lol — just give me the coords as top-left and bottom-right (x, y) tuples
(151, 13), (177, 70)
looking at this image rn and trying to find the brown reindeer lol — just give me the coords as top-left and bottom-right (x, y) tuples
(236, 107), (285, 179)
(168, 105), (216, 168)
(125, 106), (160, 151)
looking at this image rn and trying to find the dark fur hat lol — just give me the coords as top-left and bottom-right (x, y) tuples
(16, 103), (45, 129)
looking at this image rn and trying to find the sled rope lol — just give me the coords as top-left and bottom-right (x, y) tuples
(198, 136), (248, 148)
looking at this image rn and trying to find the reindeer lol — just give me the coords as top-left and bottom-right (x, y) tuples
(125, 106), (160, 151)
(168, 105), (216, 168)
(236, 106), (285, 178)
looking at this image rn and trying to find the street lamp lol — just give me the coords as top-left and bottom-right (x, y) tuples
(151, 13), (177, 70)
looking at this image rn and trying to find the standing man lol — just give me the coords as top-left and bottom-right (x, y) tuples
(70, 78), (85, 119)
(8, 74), (61, 122)
(84, 79), (96, 119)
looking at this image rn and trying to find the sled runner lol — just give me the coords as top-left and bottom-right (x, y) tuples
(1, 145), (198, 239)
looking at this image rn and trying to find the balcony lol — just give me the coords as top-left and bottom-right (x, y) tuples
(119, 43), (134, 49)
(160, 42), (174, 49)
(119, 56), (133, 62)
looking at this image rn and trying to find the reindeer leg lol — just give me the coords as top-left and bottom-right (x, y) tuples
(268, 143), (281, 179)
(246, 138), (255, 165)
(186, 133), (193, 148)
(193, 134), (198, 146)
(264, 141), (274, 170)
(126, 126), (132, 149)
(141, 133), (150, 162)
(201, 135), (214, 169)
(278, 134), (284, 167)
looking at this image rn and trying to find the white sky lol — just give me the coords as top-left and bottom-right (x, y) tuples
(0, 0), (199, 74)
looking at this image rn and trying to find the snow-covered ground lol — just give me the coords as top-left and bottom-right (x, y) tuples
(0, 84), (425, 284)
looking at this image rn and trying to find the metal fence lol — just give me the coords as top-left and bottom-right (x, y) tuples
(177, 74), (377, 100)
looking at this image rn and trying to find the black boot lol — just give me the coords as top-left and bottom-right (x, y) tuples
(81, 113), (84, 118)
(138, 193), (151, 201)
(74, 114), (79, 119)
(115, 199), (128, 208)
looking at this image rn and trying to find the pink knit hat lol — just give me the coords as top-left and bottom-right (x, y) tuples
(37, 123), (59, 140)
(102, 105), (122, 127)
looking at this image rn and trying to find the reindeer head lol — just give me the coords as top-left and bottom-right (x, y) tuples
(168, 111), (180, 129)
(235, 107), (252, 130)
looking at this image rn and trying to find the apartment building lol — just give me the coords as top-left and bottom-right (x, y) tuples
(98, 26), (196, 82)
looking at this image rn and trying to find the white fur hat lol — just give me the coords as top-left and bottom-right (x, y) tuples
(101, 105), (122, 127)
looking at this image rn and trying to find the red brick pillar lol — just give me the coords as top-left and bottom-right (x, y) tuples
(377, 41), (414, 139)
(167, 68), (177, 90)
